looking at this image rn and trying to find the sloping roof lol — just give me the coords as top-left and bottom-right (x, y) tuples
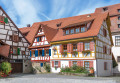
(95, 3), (120, 33)
(0, 6), (30, 44)
(20, 12), (109, 44)
(0, 45), (10, 58)
(95, 3), (120, 16)
(19, 27), (31, 34)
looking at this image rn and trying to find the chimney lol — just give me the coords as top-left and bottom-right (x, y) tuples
(27, 24), (31, 27)
(87, 15), (91, 17)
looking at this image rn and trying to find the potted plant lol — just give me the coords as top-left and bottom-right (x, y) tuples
(62, 52), (67, 57)
(73, 51), (78, 55)
(89, 67), (94, 74)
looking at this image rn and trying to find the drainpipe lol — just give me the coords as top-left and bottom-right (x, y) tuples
(93, 37), (98, 77)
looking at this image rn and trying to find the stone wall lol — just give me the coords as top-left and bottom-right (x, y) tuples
(23, 60), (32, 73)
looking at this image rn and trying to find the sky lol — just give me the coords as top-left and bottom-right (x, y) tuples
(0, 0), (120, 28)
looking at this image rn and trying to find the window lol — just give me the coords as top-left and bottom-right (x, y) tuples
(103, 7), (108, 11)
(37, 37), (41, 42)
(12, 35), (19, 42)
(118, 24), (120, 28)
(19, 37), (22, 42)
(75, 28), (79, 33)
(22, 51), (25, 55)
(84, 43), (90, 51)
(65, 30), (69, 35)
(70, 29), (74, 34)
(53, 48), (57, 55)
(81, 27), (85, 32)
(73, 61), (77, 65)
(73, 43), (77, 51)
(118, 9), (120, 13)
(45, 49), (49, 56)
(84, 61), (89, 70)
(39, 50), (42, 56)
(40, 28), (42, 32)
(115, 36), (120, 46)
(103, 46), (107, 54)
(63, 44), (67, 51)
(13, 47), (17, 55)
(55, 61), (58, 66)
(117, 56), (120, 62)
(32, 51), (35, 57)
(118, 16), (120, 20)
(104, 62), (107, 70)
(103, 28), (107, 37)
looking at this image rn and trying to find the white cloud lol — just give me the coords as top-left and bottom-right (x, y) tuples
(1, 0), (50, 28)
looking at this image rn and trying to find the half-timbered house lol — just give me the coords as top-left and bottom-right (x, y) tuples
(0, 7), (31, 73)
(20, 12), (113, 76)
(95, 3), (120, 76)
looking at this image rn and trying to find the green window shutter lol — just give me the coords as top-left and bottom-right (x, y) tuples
(17, 48), (20, 55)
(4, 17), (8, 24)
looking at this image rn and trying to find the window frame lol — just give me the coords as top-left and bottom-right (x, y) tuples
(84, 42), (90, 51)
(103, 7), (108, 11)
(117, 56), (120, 62)
(84, 61), (90, 70)
(73, 43), (77, 51)
(118, 24), (120, 28)
(45, 49), (49, 56)
(118, 16), (120, 20)
(54, 61), (58, 67)
(70, 28), (74, 34)
(63, 44), (67, 52)
(118, 9), (120, 13)
(65, 29), (69, 35)
(115, 36), (120, 46)
(73, 61), (77, 65)
(38, 50), (42, 56)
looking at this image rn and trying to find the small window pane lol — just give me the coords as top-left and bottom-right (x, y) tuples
(84, 43), (90, 50)
(65, 30), (69, 35)
(115, 36), (120, 46)
(75, 28), (79, 33)
(81, 27), (85, 32)
(118, 9), (120, 13)
(118, 24), (120, 28)
(55, 61), (58, 66)
(118, 16), (120, 20)
(117, 56), (120, 62)
(70, 29), (74, 34)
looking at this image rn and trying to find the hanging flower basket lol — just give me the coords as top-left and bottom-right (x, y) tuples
(82, 50), (91, 54)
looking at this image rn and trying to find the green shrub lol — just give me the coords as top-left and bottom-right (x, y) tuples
(0, 62), (12, 75)
(72, 65), (78, 70)
(45, 64), (51, 72)
(61, 67), (71, 72)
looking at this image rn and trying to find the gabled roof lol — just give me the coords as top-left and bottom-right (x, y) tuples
(95, 3), (120, 16)
(0, 6), (30, 44)
(20, 12), (109, 44)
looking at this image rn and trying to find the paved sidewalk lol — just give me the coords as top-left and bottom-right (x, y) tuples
(0, 73), (119, 83)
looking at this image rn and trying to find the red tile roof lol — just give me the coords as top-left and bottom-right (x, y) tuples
(95, 3), (120, 16)
(20, 12), (109, 44)
(95, 3), (120, 33)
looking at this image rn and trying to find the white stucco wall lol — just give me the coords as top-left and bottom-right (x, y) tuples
(112, 34), (120, 73)
(97, 59), (113, 76)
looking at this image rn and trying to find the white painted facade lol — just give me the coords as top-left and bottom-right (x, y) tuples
(112, 33), (120, 74)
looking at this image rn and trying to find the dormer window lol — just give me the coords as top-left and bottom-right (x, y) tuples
(70, 29), (74, 34)
(118, 16), (120, 20)
(118, 9), (120, 13)
(75, 28), (79, 33)
(65, 30), (69, 35)
(103, 7), (108, 11)
(81, 27), (85, 32)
